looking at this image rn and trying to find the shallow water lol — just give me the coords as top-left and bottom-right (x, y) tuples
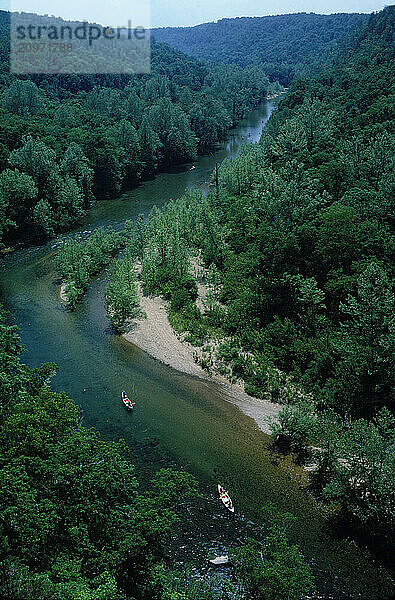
(0, 102), (393, 598)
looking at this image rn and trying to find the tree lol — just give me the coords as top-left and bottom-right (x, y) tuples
(0, 305), (203, 599)
(55, 228), (125, 307)
(8, 136), (58, 199)
(105, 253), (144, 332)
(144, 99), (197, 164)
(107, 120), (141, 184)
(0, 169), (37, 240)
(324, 408), (395, 538)
(270, 402), (316, 452)
(138, 118), (162, 176)
(297, 97), (335, 153)
(230, 503), (315, 600)
(31, 199), (55, 239)
(271, 117), (307, 162)
(284, 273), (326, 334)
(317, 203), (359, 272)
(2, 80), (45, 117)
(52, 177), (85, 230)
(60, 143), (93, 208)
(336, 262), (394, 416)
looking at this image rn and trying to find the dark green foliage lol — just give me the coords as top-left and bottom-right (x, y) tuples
(136, 7), (394, 555)
(153, 12), (369, 84)
(3, 136), (93, 240)
(202, 6), (395, 417)
(230, 503), (315, 600)
(0, 306), (318, 600)
(323, 408), (395, 542)
(2, 79), (45, 117)
(151, 565), (241, 599)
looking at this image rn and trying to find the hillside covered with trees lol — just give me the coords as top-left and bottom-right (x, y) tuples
(153, 12), (369, 84)
(0, 4), (394, 599)
(112, 6), (395, 564)
(0, 10), (269, 245)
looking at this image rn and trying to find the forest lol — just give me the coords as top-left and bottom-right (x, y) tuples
(0, 4), (394, 599)
(107, 5), (395, 565)
(153, 12), (369, 84)
(0, 10), (269, 245)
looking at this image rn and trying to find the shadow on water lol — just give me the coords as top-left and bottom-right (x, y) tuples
(0, 101), (393, 599)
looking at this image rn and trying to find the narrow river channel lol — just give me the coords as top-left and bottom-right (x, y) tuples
(0, 101), (393, 599)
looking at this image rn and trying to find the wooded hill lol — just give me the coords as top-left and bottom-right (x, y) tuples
(153, 12), (370, 84)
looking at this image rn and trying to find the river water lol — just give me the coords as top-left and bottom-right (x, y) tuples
(0, 102), (393, 598)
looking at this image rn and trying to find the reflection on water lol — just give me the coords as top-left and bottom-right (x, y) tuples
(0, 102), (393, 598)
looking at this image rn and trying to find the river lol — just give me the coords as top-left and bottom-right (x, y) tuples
(0, 101), (393, 599)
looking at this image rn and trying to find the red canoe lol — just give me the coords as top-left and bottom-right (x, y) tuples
(122, 391), (135, 411)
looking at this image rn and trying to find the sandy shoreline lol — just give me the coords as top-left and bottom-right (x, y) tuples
(123, 284), (279, 434)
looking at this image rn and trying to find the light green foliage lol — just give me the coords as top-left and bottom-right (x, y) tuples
(220, 144), (265, 195)
(270, 402), (316, 451)
(105, 252), (144, 332)
(140, 201), (195, 305)
(204, 263), (222, 317)
(297, 98), (335, 151)
(284, 273), (326, 333)
(312, 410), (343, 486)
(55, 228), (125, 308)
(271, 117), (308, 161)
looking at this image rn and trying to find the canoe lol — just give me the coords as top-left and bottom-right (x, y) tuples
(217, 484), (235, 513)
(122, 390), (135, 411)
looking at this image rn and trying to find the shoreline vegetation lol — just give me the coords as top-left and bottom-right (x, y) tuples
(55, 221), (281, 435)
(121, 268), (280, 435)
(55, 226), (127, 308)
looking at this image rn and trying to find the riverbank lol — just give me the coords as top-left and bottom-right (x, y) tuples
(123, 282), (279, 434)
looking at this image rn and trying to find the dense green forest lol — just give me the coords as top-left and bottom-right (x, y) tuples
(110, 6), (395, 562)
(153, 12), (369, 84)
(0, 10), (269, 245)
(1, 5), (394, 598)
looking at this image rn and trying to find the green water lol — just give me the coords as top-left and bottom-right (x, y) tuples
(0, 102), (393, 599)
